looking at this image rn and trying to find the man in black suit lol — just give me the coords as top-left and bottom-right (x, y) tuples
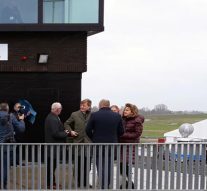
(86, 99), (124, 189)
(45, 102), (77, 189)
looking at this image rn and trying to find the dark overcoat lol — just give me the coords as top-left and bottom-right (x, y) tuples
(119, 115), (145, 163)
(45, 112), (67, 143)
(45, 112), (68, 158)
(86, 107), (124, 143)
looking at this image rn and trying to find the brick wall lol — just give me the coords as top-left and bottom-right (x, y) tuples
(0, 32), (87, 72)
(0, 72), (82, 142)
(0, 31), (88, 142)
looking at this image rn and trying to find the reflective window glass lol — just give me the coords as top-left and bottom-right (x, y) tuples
(0, 0), (38, 24)
(43, 0), (99, 24)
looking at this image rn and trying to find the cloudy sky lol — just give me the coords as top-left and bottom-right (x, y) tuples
(82, 0), (207, 111)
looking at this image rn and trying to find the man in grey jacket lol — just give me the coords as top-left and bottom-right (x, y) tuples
(64, 99), (92, 187)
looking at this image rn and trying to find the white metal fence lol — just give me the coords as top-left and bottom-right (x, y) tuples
(0, 143), (206, 190)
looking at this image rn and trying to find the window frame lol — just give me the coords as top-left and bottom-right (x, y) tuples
(0, 0), (104, 33)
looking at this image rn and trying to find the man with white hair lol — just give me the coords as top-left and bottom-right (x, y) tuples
(45, 102), (75, 189)
(45, 102), (67, 143)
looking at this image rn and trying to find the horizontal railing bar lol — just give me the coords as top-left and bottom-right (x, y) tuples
(1, 142), (207, 145)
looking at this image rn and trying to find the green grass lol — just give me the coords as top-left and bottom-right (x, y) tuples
(142, 114), (207, 139)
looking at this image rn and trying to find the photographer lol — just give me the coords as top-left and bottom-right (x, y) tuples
(0, 102), (25, 189)
(11, 103), (26, 167)
(13, 103), (25, 120)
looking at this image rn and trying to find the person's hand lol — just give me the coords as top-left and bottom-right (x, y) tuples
(26, 111), (31, 117)
(70, 130), (78, 137)
(64, 130), (70, 134)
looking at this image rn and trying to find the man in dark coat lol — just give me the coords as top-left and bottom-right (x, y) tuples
(45, 102), (74, 189)
(86, 99), (124, 189)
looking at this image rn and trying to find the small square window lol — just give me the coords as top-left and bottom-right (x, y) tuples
(0, 44), (8, 61)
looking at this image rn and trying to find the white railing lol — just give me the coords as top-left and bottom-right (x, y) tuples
(0, 143), (206, 190)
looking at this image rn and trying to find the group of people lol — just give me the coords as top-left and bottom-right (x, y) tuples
(45, 98), (145, 189)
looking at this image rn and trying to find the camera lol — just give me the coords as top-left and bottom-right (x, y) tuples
(18, 105), (25, 116)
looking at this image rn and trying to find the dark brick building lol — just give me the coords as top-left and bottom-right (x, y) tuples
(0, 0), (104, 142)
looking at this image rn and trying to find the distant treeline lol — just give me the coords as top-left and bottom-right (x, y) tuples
(138, 104), (204, 115)
(91, 104), (205, 115)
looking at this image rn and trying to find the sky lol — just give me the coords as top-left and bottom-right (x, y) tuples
(82, 0), (207, 111)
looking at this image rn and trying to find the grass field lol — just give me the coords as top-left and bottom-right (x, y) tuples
(141, 114), (207, 140)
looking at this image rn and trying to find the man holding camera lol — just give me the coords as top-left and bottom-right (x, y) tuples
(13, 103), (25, 119)
(12, 103), (25, 141)
(0, 102), (25, 189)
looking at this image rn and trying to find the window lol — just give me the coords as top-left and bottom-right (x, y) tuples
(0, 44), (8, 61)
(43, 0), (65, 23)
(0, 0), (103, 32)
(0, 0), (38, 24)
(43, 0), (99, 24)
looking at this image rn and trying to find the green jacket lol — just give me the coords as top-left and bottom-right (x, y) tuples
(64, 110), (91, 143)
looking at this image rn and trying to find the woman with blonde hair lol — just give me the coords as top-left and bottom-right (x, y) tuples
(119, 103), (144, 189)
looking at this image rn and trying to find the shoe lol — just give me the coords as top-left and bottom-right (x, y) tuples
(77, 184), (92, 189)
(132, 182), (135, 189)
(47, 183), (56, 189)
(47, 185), (56, 189)
(47, 184), (62, 189)
(57, 184), (62, 189)
(120, 181), (134, 189)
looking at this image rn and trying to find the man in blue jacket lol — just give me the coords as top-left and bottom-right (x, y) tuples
(0, 102), (25, 189)
(86, 99), (124, 189)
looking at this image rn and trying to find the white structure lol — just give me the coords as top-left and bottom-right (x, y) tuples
(164, 119), (207, 143)
(179, 123), (194, 138)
